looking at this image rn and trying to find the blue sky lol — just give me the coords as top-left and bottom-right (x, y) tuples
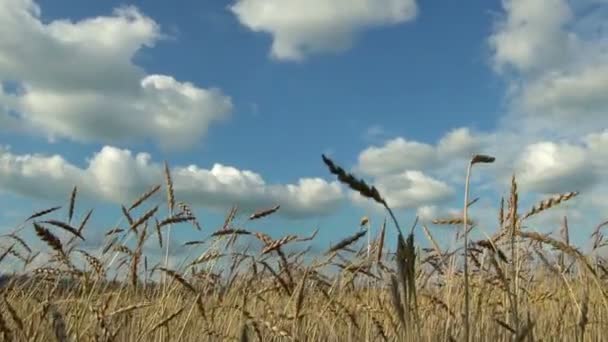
(1, 0), (607, 268)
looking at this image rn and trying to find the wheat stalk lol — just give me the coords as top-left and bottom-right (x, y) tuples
(463, 153), (495, 342)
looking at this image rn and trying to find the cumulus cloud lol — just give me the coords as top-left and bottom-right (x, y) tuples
(351, 123), (608, 217)
(437, 128), (485, 158)
(348, 127), (497, 212)
(375, 171), (453, 208)
(341, 0), (608, 234)
(0, 145), (344, 219)
(416, 206), (441, 224)
(488, 0), (577, 73)
(0, 0), (232, 149)
(354, 0), (608, 210)
(349, 169), (453, 210)
(357, 127), (489, 177)
(515, 141), (596, 193)
(475, 127), (608, 199)
(479, 0), (608, 202)
(230, 0), (417, 61)
(585, 130), (608, 163)
(465, 0), (608, 222)
(357, 138), (437, 176)
(519, 62), (608, 126)
(489, 0), (608, 131)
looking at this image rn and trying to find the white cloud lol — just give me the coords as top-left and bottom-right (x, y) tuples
(518, 62), (608, 127)
(230, 0), (417, 61)
(488, 0), (577, 73)
(489, 0), (608, 132)
(345, 0), (608, 238)
(357, 138), (437, 176)
(416, 205), (438, 222)
(377, 171), (453, 208)
(0, 145), (344, 219)
(515, 141), (596, 194)
(349, 127), (495, 211)
(482, 0), (608, 200)
(357, 127), (490, 177)
(350, 124), (608, 217)
(585, 130), (608, 166)
(437, 127), (484, 158)
(0, 0), (232, 149)
(349, 170), (453, 210)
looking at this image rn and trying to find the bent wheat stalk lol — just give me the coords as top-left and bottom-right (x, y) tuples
(463, 153), (495, 342)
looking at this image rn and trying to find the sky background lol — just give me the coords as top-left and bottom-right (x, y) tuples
(1, 0), (607, 270)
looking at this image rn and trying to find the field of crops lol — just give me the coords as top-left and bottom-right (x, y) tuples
(0, 154), (605, 341)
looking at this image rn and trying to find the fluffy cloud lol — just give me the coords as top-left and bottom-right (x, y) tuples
(353, 1), (608, 212)
(343, 0), (608, 233)
(0, 145), (344, 219)
(437, 128), (485, 158)
(416, 206), (439, 223)
(373, 171), (453, 209)
(488, 0), (577, 73)
(0, 0), (232, 149)
(350, 167), (456, 212)
(481, 0), (608, 200)
(230, 0), (417, 61)
(357, 127), (488, 177)
(519, 63), (608, 126)
(357, 138), (437, 176)
(351, 124), (608, 216)
(489, 0), (608, 131)
(348, 127), (494, 211)
(515, 141), (596, 193)
(480, 128), (608, 200)
(586, 130), (608, 161)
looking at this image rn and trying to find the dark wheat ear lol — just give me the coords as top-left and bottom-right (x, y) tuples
(212, 229), (252, 237)
(219, 205), (238, 232)
(77, 209), (93, 234)
(321, 154), (385, 206)
(68, 186), (77, 224)
(325, 230), (367, 255)
(250, 205), (280, 220)
(26, 206), (62, 222)
(129, 184), (161, 212)
(157, 215), (196, 228)
(321, 154), (405, 237)
(471, 154), (495, 164)
(432, 217), (474, 226)
(0, 246), (14, 265)
(130, 206), (158, 232)
(164, 161), (175, 213)
(376, 219), (386, 264)
(154, 218), (163, 248)
(121, 205), (134, 226)
(33, 222), (64, 256)
(41, 220), (84, 241)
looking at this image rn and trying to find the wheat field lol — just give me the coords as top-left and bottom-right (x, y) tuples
(0, 154), (606, 341)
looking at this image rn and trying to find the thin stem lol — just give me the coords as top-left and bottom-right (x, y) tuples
(383, 204), (404, 238)
(511, 209), (519, 335)
(463, 160), (473, 342)
(163, 207), (173, 293)
(365, 221), (371, 261)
